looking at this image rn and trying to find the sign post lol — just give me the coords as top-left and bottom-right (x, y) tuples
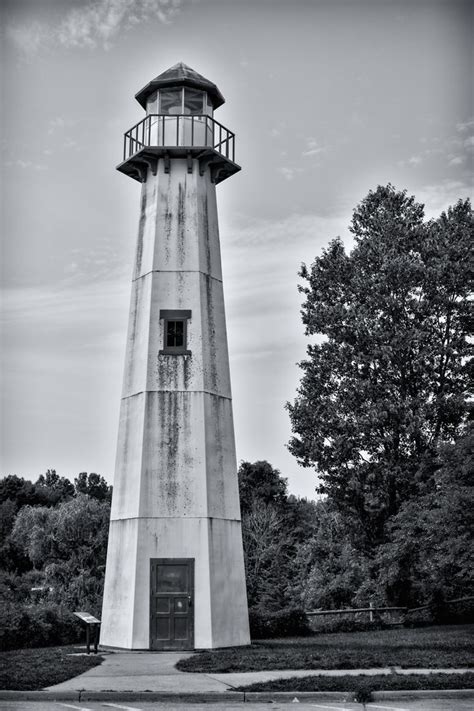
(73, 612), (101, 654)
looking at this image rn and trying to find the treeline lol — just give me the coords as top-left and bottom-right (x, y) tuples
(0, 471), (110, 649)
(241, 435), (473, 617)
(1, 444), (472, 649)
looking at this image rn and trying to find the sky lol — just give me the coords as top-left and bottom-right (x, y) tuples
(1, 0), (473, 500)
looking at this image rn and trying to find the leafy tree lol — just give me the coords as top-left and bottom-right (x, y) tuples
(291, 500), (372, 610)
(0, 476), (49, 571)
(287, 186), (472, 546)
(375, 425), (474, 606)
(238, 461), (318, 610)
(238, 460), (288, 515)
(35, 469), (75, 505)
(74, 472), (111, 501)
(0, 476), (39, 508)
(11, 495), (110, 613)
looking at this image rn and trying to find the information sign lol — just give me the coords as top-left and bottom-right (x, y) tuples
(73, 611), (101, 653)
(74, 611), (101, 624)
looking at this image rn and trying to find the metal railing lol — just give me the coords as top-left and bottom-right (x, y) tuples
(123, 114), (235, 163)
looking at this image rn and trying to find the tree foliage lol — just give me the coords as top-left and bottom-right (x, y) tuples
(287, 186), (472, 545)
(74, 472), (111, 501)
(238, 460), (318, 610)
(375, 425), (474, 607)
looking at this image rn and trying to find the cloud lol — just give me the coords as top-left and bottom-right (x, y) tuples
(7, 0), (183, 55)
(47, 117), (78, 135)
(408, 155), (422, 166)
(6, 21), (46, 55)
(303, 148), (325, 157)
(3, 159), (48, 171)
(417, 180), (472, 218)
(448, 156), (464, 166)
(456, 118), (474, 133)
(278, 166), (300, 181)
(302, 137), (327, 157)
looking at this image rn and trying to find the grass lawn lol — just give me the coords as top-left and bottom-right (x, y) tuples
(0, 646), (104, 690)
(177, 624), (474, 673)
(235, 672), (474, 694)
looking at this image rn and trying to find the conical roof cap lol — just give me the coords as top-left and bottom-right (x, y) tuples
(135, 62), (225, 109)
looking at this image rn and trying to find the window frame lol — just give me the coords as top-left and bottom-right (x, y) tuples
(158, 88), (210, 116)
(159, 309), (192, 355)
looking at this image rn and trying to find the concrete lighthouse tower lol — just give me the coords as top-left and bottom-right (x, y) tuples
(100, 63), (250, 650)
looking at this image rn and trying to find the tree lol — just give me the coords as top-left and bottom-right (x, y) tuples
(238, 460), (288, 515)
(0, 476), (38, 508)
(74, 472), (111, 501)
(375, 425), (474, 606)
(35, 470), (75, 505)
(238, 461), (318, 610)
(287, 186), (472, 546)
(291, 500), (372, 610)
(11, 495), (110, 613)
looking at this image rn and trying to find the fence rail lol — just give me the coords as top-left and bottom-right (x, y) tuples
(306, 596), (474, 628)
(123, 114), (235, 163)
(307, 606), (406, 616)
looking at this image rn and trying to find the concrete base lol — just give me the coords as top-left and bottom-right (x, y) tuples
(100, 516), (250, 650)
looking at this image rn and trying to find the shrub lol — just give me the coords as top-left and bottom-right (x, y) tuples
(249, 607), (311, 639)
(0, 601), (82, 651)
(310, 617), (387, 634)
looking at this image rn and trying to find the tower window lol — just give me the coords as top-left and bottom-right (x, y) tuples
(183, 89), (205, 114)
(159, 89), (182, 115)
(159, 310), (192, 355)
(166, 320), (184, 348)
(158, 88), (207, 115)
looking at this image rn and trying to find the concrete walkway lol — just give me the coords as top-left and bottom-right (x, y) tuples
(46, 651), (473, 694)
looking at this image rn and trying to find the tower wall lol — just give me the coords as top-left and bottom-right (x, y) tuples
(100, 158), (250, 649)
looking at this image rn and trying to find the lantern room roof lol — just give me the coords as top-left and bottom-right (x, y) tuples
(135, 62), (225, 110)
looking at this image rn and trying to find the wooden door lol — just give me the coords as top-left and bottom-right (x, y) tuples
(150, 558), (194, 650)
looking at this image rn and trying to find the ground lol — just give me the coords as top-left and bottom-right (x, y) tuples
(0, 646), (103, 691)
(177, 624), (474, 673)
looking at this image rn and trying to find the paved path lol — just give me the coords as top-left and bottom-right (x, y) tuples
(47, 653), (229, 693)
(45, 651), (473, 693)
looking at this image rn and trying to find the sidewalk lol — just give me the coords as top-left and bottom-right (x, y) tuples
(0, 651), (472, 703)
(45, 651), (473, 694)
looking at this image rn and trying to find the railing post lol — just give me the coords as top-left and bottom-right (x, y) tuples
(191, 115), (194, 146)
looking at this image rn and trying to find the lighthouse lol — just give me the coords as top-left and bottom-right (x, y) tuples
(100, 63), (250, 650)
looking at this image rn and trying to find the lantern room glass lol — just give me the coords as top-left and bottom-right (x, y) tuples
(146, 87), (213, 148)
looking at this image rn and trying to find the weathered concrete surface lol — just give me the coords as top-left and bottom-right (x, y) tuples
(101, 155), (249, 649)
(42, 651), (474, 693)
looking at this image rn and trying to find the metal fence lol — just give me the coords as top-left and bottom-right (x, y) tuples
(123, 114), (235, 163)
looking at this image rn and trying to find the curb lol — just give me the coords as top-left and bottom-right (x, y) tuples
(0, 689), (473, 702)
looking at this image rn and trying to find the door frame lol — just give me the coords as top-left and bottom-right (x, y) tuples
(149, 557), (195, 651)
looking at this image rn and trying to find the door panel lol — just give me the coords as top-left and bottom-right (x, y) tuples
(150, 558), (194, 650)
